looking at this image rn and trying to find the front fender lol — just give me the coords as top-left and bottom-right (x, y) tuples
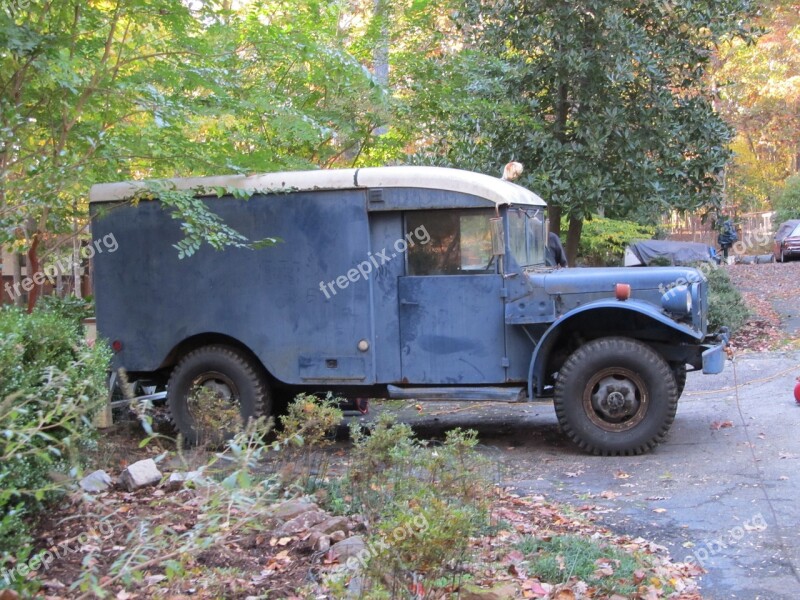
(527, 299), (703, 398)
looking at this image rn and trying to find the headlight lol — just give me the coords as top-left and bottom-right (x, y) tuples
(661, 285), (692, 316)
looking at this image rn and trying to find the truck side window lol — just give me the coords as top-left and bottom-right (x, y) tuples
(405, 209), (495, 276)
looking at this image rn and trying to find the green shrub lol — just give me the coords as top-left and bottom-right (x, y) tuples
(572, 216), (656, 266)
(774, 174), (800, 224)
(335, 415), (493, 595)
(273, 393), (344, 494)
(35, 294), (94, 333)
(702, 265), (750, 334)
(0, 305), (110, 588)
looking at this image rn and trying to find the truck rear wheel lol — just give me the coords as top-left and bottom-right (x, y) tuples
(168, 345), (270, 445)
(554, 337), (678, 456)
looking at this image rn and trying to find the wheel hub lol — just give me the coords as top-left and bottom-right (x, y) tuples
(201, 379), (233, 401)
(582, 368), (649, 432)
(593, 378), (639, 420)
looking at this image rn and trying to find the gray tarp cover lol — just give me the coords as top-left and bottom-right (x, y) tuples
(775, 220), (800, 242)
(628, 240), (714, 265)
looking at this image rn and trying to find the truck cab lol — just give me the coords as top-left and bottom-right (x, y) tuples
(90, 166), (728, 455)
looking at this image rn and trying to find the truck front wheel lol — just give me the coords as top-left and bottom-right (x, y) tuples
(671, 363), (687, 398)
(554, 337), (678, 456)
(168, 345), (270, 445)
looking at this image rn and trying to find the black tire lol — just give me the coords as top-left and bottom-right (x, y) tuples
(671, 363), (687, 398)
(167, 345), (270, 445)
(554, 337), (678, 456)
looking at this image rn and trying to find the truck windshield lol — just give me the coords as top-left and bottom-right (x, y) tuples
(508, 207), (546, 267)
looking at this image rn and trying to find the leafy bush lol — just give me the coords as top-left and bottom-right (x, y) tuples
(35, 294), (94, 332)
(0, 306), (110, 585)
(774, 174), (800, 224)
(573, 216), (656, 266)
(702, 265), (750, 334)
(335, 415), (493, 595)
(273, 393), (344, 494)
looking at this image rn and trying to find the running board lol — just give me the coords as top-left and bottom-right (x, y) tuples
(387, 385), (526, 402)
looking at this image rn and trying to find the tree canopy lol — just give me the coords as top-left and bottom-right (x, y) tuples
(716, 0), (800, 214)
(395, 0), (759, 261)
(0, 0), (389, 306)
(1, 0), (796, 287)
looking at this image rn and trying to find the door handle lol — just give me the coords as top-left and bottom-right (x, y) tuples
(400, 299), (420, 306)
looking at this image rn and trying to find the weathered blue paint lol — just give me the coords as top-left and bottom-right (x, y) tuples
(90, 166), (726, 404)
(398, 275), (505, 384)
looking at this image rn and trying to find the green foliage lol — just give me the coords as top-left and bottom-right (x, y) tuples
(517, 534), (646, 596)
(187, 386), (244, 449)
(1, 0), (389, 261)
(336, 414), (493, 595)
(716, 3), (800, 214)
(0, 306), (110, 585)
(273, 393), (344, 494)
(574, 217), (656, 266)
(703, 265), (750, 334)
(132, 186), (279, 259)
(277, 393), (343, 450)
(397, 0), (759, 253)
(35, 294), (93, 332)
(774, 174), (800, 225)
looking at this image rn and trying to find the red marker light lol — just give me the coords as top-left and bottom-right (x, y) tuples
(111, 340), (123, 352)
(615, 283), (631, 301)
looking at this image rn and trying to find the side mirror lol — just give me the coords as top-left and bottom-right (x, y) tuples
(490, 217), (505, 256)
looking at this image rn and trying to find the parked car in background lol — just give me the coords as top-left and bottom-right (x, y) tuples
(774, 220), (800, 262)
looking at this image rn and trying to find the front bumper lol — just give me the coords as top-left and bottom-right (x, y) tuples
(699, 327), (730, 375)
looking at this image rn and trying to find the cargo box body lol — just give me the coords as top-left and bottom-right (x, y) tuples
(90, 167), (543, 390)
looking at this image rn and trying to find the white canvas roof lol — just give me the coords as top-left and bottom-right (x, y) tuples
(89, 166), (546, 208)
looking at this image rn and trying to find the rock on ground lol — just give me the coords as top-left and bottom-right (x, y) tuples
(79, 470), (112, 493)
(120, 459), (162, 491)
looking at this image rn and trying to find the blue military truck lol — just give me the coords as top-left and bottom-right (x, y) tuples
(89, 166), (728, 455)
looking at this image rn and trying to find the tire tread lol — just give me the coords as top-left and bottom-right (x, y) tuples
(553, 337), (678, 456)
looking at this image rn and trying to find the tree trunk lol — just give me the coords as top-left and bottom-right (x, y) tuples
(11, 252), (23, 308)
(372, 0), (389, 137)
(73, 211), (82, 298)
(549, 80), (569, 238)
(548, 205), (562, 237)
(26, 234), (40, 313)
(565, 216), (583, 267)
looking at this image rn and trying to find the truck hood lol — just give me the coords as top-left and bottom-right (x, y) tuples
(530, 266), (704, 295)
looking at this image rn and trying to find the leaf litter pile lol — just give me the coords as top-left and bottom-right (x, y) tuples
(15, 436), (703, 600)
(725, 261), (800, 352)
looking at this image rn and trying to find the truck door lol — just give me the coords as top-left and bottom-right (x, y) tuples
(398, 209), (506, 384)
